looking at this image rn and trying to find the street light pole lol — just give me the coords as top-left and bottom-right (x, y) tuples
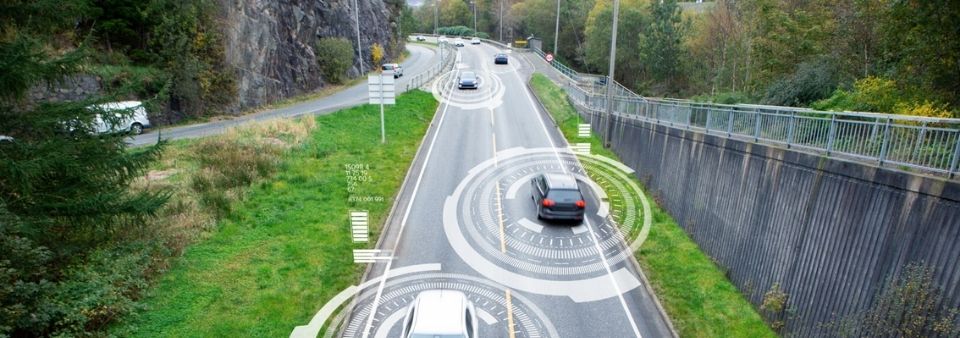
(434, 0), (439, 35)
(354, 0), (364, 74)
(553, 0), (560, 57)
(604, 0), (620, 147)
(473, 0), (478, 34)
(499, 0), (503, 41)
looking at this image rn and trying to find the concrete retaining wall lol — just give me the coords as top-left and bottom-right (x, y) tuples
(591, 113), (960, 335)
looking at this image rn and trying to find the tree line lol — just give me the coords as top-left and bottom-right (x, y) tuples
(407, 0), (959, 117)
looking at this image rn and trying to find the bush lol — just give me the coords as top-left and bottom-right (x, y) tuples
(691, 91), (751, 105)
(895, 101), (954, 119)
(812, 77), (957, 118)
(370, 43), (385, 66)
(821, 263), (960, 337)
(436, 26), (489, 38)
(762, 58), (839, 107)
(315, 37), (355, 84)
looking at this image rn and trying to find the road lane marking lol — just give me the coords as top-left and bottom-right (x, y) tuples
(514, 68), (567, 174)
(584, 217), (643, 337)
(516, 66), (643, 337)
(360, 49), (463, 338)
(497, 182), (507, 253)
(506, 289), (517, 338)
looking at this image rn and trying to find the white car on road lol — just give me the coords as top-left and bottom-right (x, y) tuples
(454, 38), (465, 47)
(92, 101), (152, 135)
(470, 37), (481, 45)
(382, 63), (403, 78)
(400, 290), (478, 338)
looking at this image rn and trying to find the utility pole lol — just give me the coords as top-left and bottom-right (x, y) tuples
(354, 0), (364, 74)
(553, 0), (560, 57)
(434, 0), (439, 35)
(499, 0), (503, 41)
(473, 0), (478, 34)
(604, 0), (620, 147)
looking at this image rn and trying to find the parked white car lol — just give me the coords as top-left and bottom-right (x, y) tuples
(400, 290), (478, 338)
(92, 101), (151, 135)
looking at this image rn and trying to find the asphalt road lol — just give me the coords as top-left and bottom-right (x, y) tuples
(346, 42), (673, 337)
(129, 44), (439, 146)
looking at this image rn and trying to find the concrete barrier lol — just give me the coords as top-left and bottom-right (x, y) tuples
(586, 111), (960, 336)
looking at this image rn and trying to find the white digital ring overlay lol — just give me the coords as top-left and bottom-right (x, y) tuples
(443, 147), (655, 302)
(289, 264), (559, 338)
(464, 158), (631, 276)
(431, 70), (505, 110)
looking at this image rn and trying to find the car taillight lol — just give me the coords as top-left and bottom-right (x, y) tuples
(542, 199), (555, 207)
(576, 200), (586, 208)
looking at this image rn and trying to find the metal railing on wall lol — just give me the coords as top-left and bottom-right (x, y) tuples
(531, 47), (960, 177)
(404, 42), (458, 92)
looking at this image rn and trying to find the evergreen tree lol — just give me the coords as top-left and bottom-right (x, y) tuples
(0, 2), (168, 333)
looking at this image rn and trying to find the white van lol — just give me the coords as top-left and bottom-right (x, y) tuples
(92, 101), (151, 135)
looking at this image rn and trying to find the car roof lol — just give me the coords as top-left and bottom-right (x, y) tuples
(543, 173), (579, 189)
(411, 290), (467, 335)
(96, 101), (143, 110)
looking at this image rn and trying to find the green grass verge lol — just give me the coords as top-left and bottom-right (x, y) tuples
(529, 73), (776, 338)
(114, 90), (438, 337)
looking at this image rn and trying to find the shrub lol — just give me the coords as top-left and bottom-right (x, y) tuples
(821, 263), (960, 337)
(370, 43), (385, 66)
(436, 26), (489, 38)
(691, 91), (751, 105)
(762, 58), (839, 107)
(894, 101), (954, 119)
(315, 37), (355, 84)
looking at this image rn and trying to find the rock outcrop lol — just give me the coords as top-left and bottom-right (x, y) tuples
(220, 0), (401, 111)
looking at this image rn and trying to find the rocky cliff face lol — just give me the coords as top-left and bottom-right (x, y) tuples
(219, 0), (401, 111)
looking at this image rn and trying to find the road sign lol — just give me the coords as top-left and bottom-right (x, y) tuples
(368, 73), (396, 105)
(368, 72), (396, 143)
(545, 53), (554, 62)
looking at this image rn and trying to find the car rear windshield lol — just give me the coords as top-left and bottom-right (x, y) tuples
(547, 189), (580, 202)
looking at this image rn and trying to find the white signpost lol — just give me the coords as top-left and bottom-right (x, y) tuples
(368, 71), (396, 143)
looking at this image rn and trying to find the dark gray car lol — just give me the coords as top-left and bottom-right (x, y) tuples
(531, 173), (586, 222)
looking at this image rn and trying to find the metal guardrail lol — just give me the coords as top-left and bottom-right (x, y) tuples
(531, 48), (960, 177)
(404, 42), (458, 92)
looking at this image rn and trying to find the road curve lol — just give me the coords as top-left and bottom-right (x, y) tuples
(130, 44), (439, 146)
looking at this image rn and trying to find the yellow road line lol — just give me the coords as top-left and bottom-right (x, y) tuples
(506, 289), (517, 338)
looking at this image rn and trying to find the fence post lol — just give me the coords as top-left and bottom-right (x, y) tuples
(949, 130), (960, 178)
(727, 109), (735, 136)
(912, 122), (927, 165)
(786, 113), (796, 148)
(754, 109), (762, 142)
(878, 118), (892, 165)
(687, 103), (693, 130)
(705, 108), (712, 135)
(826, 114), (837, 155)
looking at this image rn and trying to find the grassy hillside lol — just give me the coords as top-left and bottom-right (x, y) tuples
(113, 91), (438, 336)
